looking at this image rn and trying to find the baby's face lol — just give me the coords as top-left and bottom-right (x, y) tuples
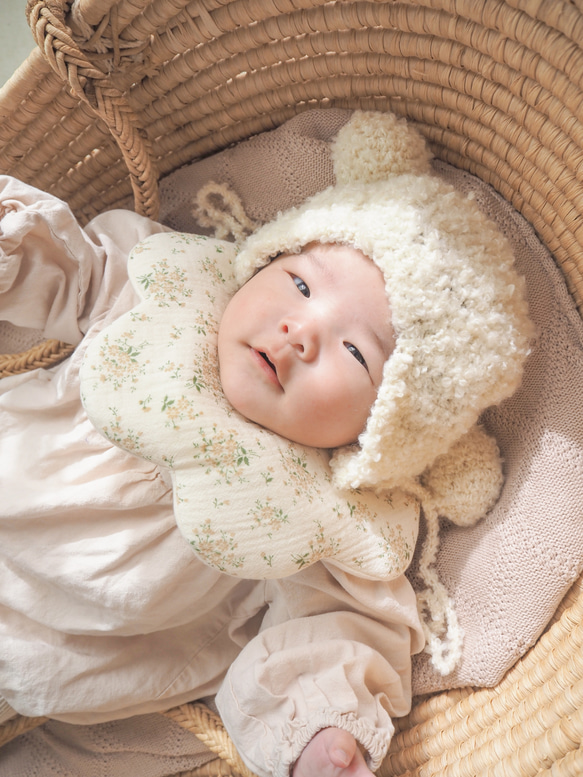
(218, 242), (395, 448)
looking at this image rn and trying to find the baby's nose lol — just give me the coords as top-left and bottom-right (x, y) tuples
(282, 319), (319, 360)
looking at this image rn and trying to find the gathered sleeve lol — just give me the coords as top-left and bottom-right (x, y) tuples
(216, 563), (424, 777)
(0, 175), (167, 344)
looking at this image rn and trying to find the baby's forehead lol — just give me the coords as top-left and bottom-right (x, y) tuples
(272, 239), (389, 298)
(272, 240), (378, 270)
(270, 242), (394, 347)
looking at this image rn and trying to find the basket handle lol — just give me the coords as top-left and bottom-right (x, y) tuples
(25, 0), (159, 220)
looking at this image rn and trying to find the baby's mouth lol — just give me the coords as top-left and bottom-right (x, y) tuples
(260, 352), (277, 375)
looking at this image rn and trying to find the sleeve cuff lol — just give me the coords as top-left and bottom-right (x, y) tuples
(277, 710), (394, 777)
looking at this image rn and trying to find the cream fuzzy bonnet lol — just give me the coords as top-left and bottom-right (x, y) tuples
(235, 111), (534, 496)
(195, 109), (534, 673)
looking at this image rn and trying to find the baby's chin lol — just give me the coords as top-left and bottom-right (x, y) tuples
(234, 407), (361, 450)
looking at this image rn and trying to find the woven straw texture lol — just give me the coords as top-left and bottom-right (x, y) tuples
(0, 1), (582, 775)
(0, 340), (74, 378)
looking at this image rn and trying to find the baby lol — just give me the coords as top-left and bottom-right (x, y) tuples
(0, 111), (532, 777)
(219, 240), (395, 777)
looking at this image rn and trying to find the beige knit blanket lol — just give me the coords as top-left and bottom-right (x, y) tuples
(159, 108), (583, 695)
(2, 108), (582, 774)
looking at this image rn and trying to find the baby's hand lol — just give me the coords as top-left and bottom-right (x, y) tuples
(292, 727), (375, 777)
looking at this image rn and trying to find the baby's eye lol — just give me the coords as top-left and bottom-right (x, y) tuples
(344, 342), (368, 371)
(292, 275), (310, 298)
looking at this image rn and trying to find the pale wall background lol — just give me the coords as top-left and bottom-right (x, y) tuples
(0, 0), (36, 89)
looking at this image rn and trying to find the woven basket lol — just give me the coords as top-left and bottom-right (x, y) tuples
(1, 1), (582, 774)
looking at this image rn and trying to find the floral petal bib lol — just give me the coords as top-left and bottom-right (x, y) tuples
(80, 232), (418, 580)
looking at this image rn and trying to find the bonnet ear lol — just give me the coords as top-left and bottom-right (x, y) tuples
(418, 423), (504, 527)
(332, 110), (434, 184)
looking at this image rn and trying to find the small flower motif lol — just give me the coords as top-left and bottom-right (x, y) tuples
(137, 258), (193, 307)
(248, 499), (289, 532)
(201, 254), (230, 287)
(189, 344), (224, 402)
(159, 361), (184, 380)
(377, 523), (413, 573)
(139, 394), (153, 412)
(279, 445), (322, 503)
(345, 500), (378, 531)
(101, 407), (144, 454)
(193, 425), (258, 485)
(92, 333), (150, 390)
(191, 309), (218, 337)
(190, 518), (245, 572)
(130, 311), (151, 323)
(131, 243), (151, 254)
(162, 394), (200, 429)
(261, 466), (275, 485)
(169, 325), (186, 341)
(292, 520), (340, 569)
(163, 454), (176, 469)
